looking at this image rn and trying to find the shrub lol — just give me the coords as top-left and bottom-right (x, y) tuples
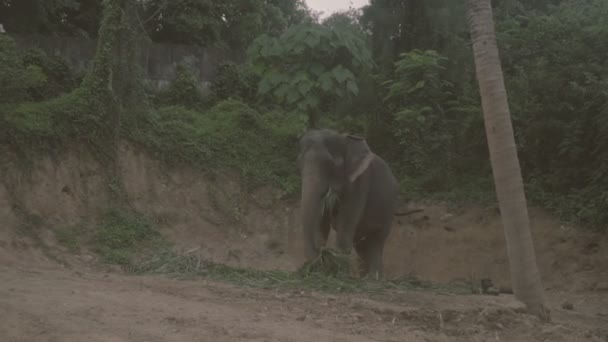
(0, 35), (47, 103)
(133, 99), (306, 196)
(209, 62), (259, 104)
(93, 208), (160, 265)
(154, 63), (205, 110)
(21, 48), (78, 100)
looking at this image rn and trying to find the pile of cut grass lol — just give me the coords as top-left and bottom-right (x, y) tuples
(296, 247), (352, 278)
(130, 247), (470, 295)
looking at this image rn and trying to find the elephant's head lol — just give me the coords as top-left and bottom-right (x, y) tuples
(296, 129), (374, 259)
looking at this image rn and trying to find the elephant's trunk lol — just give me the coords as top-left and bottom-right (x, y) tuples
(300, 162), (328, 261)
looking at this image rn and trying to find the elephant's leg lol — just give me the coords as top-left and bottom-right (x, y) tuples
(363, 238), (386, 280)
(334, 177), (370, 254)
(318, 211), (331, 247)
(355, 240), (385, 280)
(354, 239), (370, 277)
(354, 229), (389, 280)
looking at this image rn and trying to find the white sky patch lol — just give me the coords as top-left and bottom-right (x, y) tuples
(305, 0), (370, 18)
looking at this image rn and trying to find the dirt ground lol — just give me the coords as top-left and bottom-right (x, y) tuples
(1, 142), (607, 341)
(1, 257), (607, 342)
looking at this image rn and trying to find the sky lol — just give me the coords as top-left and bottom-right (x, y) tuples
(305, 0), (370, 18)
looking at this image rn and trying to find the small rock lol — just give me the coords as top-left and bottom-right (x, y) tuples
(352, 313), (364, 321)
(440, 213), (453, 221)
(296, 315), (306, 321)
(595, 282), (608, 292)
(81, 254), (94, 262)
(443, 226), (455, 232)
(561, 301), (574, 310)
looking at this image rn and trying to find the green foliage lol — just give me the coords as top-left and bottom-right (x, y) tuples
(248, 22), (373, 125)
(21, 48), (79, 100)
(0, 0), (81, 34)
(154, 64), (205, 110)
(209, 62), (259, 104)
(492, 0), (608, 228)
(0, 35), (48, 103)
(379, 49), (484, 192)
(54, 225), (82, 252)
(133, 99), (306, 196)
(142, 0), (311, 52)
(93, 208), (161, 265)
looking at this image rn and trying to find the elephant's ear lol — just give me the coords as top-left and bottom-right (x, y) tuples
(343, 134), (374, 183)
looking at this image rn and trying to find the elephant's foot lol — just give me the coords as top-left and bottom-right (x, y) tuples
(359, 268), (383, 281)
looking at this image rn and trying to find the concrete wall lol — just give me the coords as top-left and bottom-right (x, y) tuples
(11, 34), (239, 90)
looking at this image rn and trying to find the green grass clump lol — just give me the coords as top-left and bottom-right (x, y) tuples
(130, 247), (470, 295)
(93, 208), (162, 265)
(54, 226), (82, 253)
(296, 247), (352, 278)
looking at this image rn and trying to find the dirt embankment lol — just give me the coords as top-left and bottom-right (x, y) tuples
(1, 141), (606, 290)
(0, 142), (607, 341)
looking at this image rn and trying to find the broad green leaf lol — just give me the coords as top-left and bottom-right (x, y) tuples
(346, 79), (359, 95)
(264, 69), (284, 86)
(293, 71), (308, 82)
(331, 65), (353, 84)
(297, 79), (314, 96)
(304, 33), (321, 48)
(310, 64), (325, 76)
(273, 84), (289, 101)
(308, 96), (320, 108)
(286, 88), (301, 104)
(258, 77), (273, 95)
(319, 73), (334, 91)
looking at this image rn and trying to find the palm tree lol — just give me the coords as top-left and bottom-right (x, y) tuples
(466, 0), (551, 321)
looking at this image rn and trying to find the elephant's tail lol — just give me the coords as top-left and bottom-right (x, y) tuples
(394, 209), (424, 216)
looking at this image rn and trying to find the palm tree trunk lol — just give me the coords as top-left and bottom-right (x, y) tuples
(466, 0), (551, 322)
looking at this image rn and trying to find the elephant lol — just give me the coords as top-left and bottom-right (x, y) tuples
(296, 128), (399, 279)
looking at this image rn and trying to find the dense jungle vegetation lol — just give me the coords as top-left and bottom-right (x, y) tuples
(1, 0), (607, 231)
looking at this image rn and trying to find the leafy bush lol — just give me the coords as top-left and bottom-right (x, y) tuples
(378, 49), (484, 193)
(21, 48), (79, 100)
(0, 35), (48, 103)
(209, 62), (259, 104)
(154, 63), (205, 110)
(133, 99), (306, 196)
(93, 208), (160, 265)
(492, 0), (608, 228)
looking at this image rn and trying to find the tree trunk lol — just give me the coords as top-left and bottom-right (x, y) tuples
(307, 111), (319, 129)
(466, 0), (550, 321)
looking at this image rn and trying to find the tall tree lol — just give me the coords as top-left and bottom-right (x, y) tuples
(0, 0), (101, 38)
(466, 0), (550, 321)
(247, 22), (373, 128)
